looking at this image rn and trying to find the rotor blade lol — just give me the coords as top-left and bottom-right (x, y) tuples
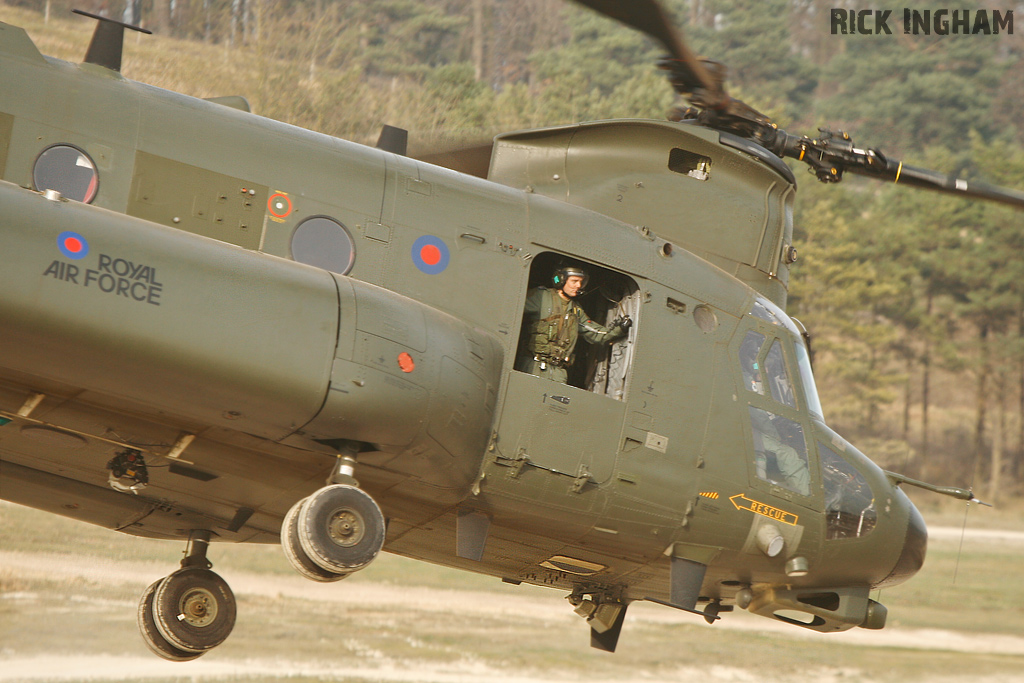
(852, 159), (1024, 210)
(570, 0), (683, 58)
(569, 0), (725, 107)
(769, 130), (1024, 209)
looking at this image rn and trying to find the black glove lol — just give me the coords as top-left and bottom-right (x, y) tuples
(612, 315), (632, 332)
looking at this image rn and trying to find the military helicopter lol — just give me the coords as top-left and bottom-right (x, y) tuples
(1, 0), (1021, 660)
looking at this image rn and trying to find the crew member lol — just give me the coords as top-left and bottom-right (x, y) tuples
(740, 333), (810, 495)
(516, 266), (631, 384)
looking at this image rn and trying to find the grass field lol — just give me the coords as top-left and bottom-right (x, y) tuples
(2, 500), (1023, 683)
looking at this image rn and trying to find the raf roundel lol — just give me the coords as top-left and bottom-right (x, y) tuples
(411, 235), (450, 275)
(57, 231), (89, 260)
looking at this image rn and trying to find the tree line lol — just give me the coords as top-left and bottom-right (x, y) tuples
(4, 0), (1023, 500)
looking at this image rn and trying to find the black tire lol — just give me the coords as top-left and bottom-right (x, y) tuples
(281, 496), (349, 582)
(297, 484), (385, 575)
(137, 579), (203, 662)
(152, 566), (236, 654)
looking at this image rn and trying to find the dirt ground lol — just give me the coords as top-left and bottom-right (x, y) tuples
(2, 526), (1024, 683)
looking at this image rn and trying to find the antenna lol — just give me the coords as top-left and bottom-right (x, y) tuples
(72, 9), (152, 73)
(883, 470), (990, 504)
(883, 469), (992, 584)
(375, 125), (409, 156)
(952, 500), (976, 585)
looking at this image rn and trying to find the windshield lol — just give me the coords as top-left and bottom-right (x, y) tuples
(794, 340), (823, 418)
(819, 442), (877, 539)
(749, 406), (811, 496)
(752, 298), (823, 419)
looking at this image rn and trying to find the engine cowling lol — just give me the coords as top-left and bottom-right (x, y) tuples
(0, 182), (502, 496)
(300, 276), (503, 494)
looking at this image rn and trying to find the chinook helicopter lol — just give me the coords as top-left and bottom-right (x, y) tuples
(1, 0), (1021, 660)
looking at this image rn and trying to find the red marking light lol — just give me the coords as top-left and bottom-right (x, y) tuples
(398, 352), (415, 373)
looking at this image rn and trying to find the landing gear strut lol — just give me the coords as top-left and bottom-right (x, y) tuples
(137, 531), (237, 661)
(281, 450), (386, 581)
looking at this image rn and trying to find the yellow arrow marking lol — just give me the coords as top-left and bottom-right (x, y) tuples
(729, 494), (799, 526)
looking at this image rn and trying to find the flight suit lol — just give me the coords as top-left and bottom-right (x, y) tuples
(741, 342), (810, 496)
(749, 407), (810, 496)
(515, 287), (627, 383)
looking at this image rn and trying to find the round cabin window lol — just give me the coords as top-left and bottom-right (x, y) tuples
(291, 216), (356, 275)
(33, 144), (99, 203)
(693, 304), (718, 333)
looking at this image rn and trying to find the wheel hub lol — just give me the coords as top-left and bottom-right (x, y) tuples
(327, 508), (364, 547)
(178, 588), (218, 627)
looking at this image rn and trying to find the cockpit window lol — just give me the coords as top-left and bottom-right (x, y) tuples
(765, 340), (796, 408)
(751, 299), (783, 326)
(750, 297), (823, 418)
(748, 406), (810, 496)
(820, 443), (877, 539)
(740, 332), (797, 410)
(740, 331), (767, 395)
(795, 341), (823, 418)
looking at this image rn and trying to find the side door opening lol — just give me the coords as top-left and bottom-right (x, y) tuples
(513, 251), (640, 400)
(493, 252), (640, 485)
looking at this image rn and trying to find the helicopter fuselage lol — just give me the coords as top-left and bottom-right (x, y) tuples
(0, 19), (923, 646)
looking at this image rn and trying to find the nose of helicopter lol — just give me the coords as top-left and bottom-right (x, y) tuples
(880, 499), (928, 588)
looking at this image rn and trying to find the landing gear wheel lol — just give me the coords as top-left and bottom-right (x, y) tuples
(298, 484), (385, 575)
(152, 566), (236, 654)
(137, 580), (203, 662)
(281, 496), (349, 582)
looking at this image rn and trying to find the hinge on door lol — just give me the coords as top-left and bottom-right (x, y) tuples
(509, 448), (531, 479)
(571, 465), (593, 493)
